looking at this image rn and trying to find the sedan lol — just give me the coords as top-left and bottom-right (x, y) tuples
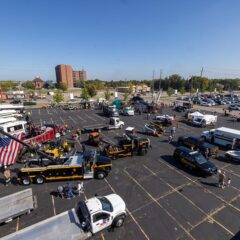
(229, 105), (240, 111)
(200, 101), (212, 107)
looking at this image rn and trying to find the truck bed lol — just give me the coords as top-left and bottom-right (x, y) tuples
(3, 209), (92, 240)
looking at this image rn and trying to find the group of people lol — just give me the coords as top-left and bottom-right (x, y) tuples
(218, 170), (231, 189)
(57, 182), (84, 199)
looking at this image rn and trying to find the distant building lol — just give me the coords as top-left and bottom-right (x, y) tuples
(55, 64), (73, 88)
(73, 70), (87, 87)
(32, 77), (45, 88)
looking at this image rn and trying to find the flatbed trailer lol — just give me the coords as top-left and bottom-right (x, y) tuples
(3, 193), (127, 240)
(0, 188), (36, 224)
(3, 209), (91, 240)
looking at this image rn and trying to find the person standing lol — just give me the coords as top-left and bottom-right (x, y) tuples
(222, 171), (227, 188)
(218, 170), (224, 188)
(168, 135), (173, 143)
(227, 176), (231, 187)
(66, 183), (74, 199)
(3, 166), (11, 186)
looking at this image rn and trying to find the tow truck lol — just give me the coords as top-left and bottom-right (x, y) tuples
(4, 194), (127, 240)
(83, 117), (124, 133)
(101, 128), (151, 159)
(143, 122), (165, 137)
(18, 150), (112, 185)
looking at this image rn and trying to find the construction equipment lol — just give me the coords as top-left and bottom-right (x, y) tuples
(101, 129), (151, 159)
(17, 150), (112, 185)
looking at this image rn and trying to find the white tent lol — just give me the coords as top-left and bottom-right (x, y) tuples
(188, 111), (204, 119)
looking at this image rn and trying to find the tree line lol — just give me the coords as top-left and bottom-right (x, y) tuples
(1, 75), (240, 94)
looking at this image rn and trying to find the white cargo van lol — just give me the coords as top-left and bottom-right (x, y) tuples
(0, 121), (27, 135)
(201, 127), (240, 149)
(192, 114), (217, 127)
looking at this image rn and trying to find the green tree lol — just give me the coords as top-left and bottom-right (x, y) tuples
(53, 90), (64, 103)
(167, 87), (174, 96)
(59, 82), (68, 91)
(179, 87), (185, 95)
(86, 84), (97, 97)
(22, 81), (35, 90)
(104, 88), (111, 101)
(81, 88), (89, 100)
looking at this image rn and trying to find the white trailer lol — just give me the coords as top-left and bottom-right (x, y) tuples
(201, 127), (240, 149)
(0, 110), (22, 118)
(3, 194), (126, 240)
(0, 189), (36, 224)
(192, 114), (217, 127)
(0, 104), (25, 113)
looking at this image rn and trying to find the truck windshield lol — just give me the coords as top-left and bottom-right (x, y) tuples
(194, 153), (208, 165)
(97, 197), (113, 212)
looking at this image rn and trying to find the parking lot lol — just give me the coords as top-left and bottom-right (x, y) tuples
(1, 106), (240, 240)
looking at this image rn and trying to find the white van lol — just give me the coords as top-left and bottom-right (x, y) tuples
(0, 121), (27, 135)
(192, 115), (217, 127)
(201, 127), (240, 149)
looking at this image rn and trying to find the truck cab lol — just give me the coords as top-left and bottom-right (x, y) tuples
(109, 117), (124, 129)
(77, 194), (127, 234)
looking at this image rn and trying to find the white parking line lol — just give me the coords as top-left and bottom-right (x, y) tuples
(51, 195), (56, 216)
(84, 114), (98, 122)
(104, 178), (150, 240)
(76, 115), (86, 122)
(124, 169), (196, 240)
(69, 116), (77, 124)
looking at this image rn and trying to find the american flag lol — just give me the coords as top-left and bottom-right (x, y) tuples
(0, 133), (22, 166)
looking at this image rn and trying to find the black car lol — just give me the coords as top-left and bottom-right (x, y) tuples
(173, 146), (217, 176)
(175, 106), (187, 112)
(10, 99), (22, 104)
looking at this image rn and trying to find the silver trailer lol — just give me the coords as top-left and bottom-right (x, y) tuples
(0, 188), (36, 224)
(3, 209), (91, 240)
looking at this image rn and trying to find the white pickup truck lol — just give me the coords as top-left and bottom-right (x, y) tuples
(4, 194), (127, 240)
(83, 117), (124, 132)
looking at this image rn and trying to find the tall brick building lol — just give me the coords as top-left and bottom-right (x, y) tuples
(55, 64), (73, 88)
(73, 70), (87, 87)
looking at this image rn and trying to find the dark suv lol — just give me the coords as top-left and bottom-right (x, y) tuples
(173, 146), (217, 176)
(178, 136), (219, 157)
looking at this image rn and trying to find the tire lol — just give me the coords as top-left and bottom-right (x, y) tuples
(119, 125), (123, 129)
(113, 215), (126, 228)
(21, 176), (31, 186)
(35, 175), (45, 184)
(95, 171), (106, 179)
(112, 154), (118, 160)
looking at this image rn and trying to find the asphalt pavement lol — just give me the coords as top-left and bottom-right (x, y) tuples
(0, 106), (240, 240)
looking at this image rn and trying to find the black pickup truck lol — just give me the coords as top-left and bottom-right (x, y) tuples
(178, 136), (219, 158)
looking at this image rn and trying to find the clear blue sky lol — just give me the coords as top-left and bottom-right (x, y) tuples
(1, 0), (240, 81)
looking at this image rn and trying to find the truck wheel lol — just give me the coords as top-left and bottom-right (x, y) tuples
(112, 154), (118, 160)
(21, 176), (31, 186)
(95, 171), (106, 179)
(113, 215), (126, 228)
(35, 175), (45, 184)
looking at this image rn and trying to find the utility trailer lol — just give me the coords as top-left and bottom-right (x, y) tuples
(0, 188), (36, 224)
(3, 194), (126, 240)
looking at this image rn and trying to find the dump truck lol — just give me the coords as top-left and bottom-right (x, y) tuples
(3, 194), (127, 240)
